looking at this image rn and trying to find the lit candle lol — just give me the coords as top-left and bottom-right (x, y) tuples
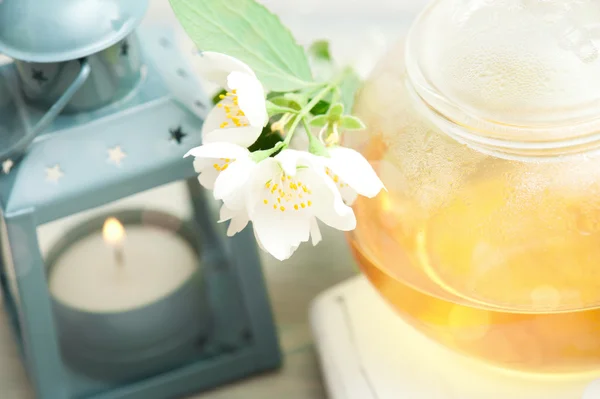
(49, 216), (198, 313)
(103, 217), (126, 268)
(46, 210), (209, 379)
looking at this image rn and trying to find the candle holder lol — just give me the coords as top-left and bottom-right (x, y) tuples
(0, 2), (281, 398)
(46, 209), (209, 382)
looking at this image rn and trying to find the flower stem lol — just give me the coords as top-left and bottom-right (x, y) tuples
(283, 88), (329, 145)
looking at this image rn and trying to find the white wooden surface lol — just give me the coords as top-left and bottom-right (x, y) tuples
(0, 1), (426, 397)
(311, 276), (596, 399)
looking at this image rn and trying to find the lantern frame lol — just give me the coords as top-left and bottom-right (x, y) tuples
(0, 26), (281, 399)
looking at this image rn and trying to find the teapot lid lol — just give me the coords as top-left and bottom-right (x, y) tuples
(0, 0), (148, 63)
(406, 0), (600, 130)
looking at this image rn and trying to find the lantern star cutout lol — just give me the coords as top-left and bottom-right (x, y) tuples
(120, 41), (129, 56)
(2, 159), (13, 175)
(32, 69), (48, 84)
(108, 146), (127, 166)
(45, 165), (63, 183)
(169, 126), (187, 144)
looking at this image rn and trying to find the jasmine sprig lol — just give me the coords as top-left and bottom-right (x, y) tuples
(171, 0), (383, 261)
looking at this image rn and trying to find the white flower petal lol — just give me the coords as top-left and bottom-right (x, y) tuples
(253, 227), (268, 253)
(310, 217), (322, 246)
(327, 147), (385, 198)
(300, 167), (356, 231)
(213, 158), (255, 210)
(227, 71), (268, 127)
(200, 104), (263, 148)
(195, 51), (255, 88)
(219, 204), (237, 222)
(245, 157), (312, 260)
(227, 215), (249, 236)
(246, 158), (280, 211)
(201, 101), (228, 136)
(274, 149), (310, 177)
(218, 205), (249, 237)
(203, 125), (262, 148)
(340, 185), (359, 206)
(252, 205), (310, 261)
(198, 168), (219, 190)
(185, 142), (249, 160)
(193, 158), (212, 173)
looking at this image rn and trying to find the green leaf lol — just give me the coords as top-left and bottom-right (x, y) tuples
(248, 125), (283, 152)
(266, 100), (298, 116)
(308, 40), (334, 81)
(340, 115), (366, 130)
(310, 100), (330, 115)
(329, 103), (344, 120)
(284, 93), (308, 109)
(267, 91), (284, 100)
(309, 40), (332, 61)
(338, 67), (361, 112)
(250, 141), (285, 162)
(310, 115), (328, 127)
(170, 0), (314, 91)
(270, 94), (306, 111)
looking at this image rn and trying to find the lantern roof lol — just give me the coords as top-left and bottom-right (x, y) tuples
(0, 0), (149, 62)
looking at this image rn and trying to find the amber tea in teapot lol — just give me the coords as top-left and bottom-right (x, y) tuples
(347, 0), (600, 374)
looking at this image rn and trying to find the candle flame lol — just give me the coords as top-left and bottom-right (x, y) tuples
(103, 217), (125, 245)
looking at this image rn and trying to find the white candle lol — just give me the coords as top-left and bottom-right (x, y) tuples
(48, 218), (198, 313)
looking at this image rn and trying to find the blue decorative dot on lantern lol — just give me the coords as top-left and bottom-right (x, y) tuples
(0, 1), (281, 399)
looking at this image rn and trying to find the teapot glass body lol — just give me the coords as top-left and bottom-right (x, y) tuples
(347, 27), (600, 373)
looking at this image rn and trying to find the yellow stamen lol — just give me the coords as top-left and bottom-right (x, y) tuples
(301, 203), (306, 208)
(220, 121), (229, 128)
(307, 201), (312, 207)
(273, 204), (277, 209)
(294, 204), (299, 210)
(219, 94), (226, 99)
(280, 206), (285, 211)
(263, 199), (268, 204)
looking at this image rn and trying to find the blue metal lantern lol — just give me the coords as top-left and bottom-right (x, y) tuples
(0, 1), (281, 398)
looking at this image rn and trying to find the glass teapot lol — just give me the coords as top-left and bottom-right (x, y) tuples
(347, 0), (600, 374)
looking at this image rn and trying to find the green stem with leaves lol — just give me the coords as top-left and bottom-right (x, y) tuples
(282, 84), (329, 146)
